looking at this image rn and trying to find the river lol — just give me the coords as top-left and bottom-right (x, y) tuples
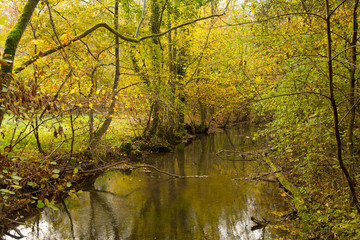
(5, 126), (298, 239)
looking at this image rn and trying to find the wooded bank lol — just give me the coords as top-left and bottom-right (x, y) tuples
(1, 0), (360, 238)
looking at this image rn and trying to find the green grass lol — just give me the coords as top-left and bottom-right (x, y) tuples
(0, 113), (144, 159)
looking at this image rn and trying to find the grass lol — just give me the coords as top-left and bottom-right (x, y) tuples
(0, 113), (144, 160)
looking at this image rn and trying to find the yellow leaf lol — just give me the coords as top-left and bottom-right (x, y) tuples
(280, 192), (287, 197)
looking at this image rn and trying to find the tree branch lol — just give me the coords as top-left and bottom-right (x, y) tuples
(329, 0), (350, 17)
(135, 0), (147, 38)
(15, 13), (225, 73)
(218, 12), (326, 28)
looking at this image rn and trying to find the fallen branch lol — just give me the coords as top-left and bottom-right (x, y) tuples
(233, 170), (280, 181)
(67, 161), (129, 174)
(263, 157), (301, 201)
(136, 164), (208, 178)
(69, 161), (208, 178)
(215, 152), (257, 161)
(215, 149), (268, 161)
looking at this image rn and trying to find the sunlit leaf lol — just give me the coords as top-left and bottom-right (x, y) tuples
(1, 189), (15, 195)
(11, 185), (22, 189)
(51, 174), (59, 179)
(37, 200), (45, 209)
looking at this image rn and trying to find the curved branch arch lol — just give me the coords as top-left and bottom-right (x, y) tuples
(15, 13), (225, 73)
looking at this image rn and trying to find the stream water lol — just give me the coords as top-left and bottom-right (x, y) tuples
(6, 126), (297, 240)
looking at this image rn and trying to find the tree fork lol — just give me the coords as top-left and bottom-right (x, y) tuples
(325, 0), (360, 214)
(90, 0), (121, 149)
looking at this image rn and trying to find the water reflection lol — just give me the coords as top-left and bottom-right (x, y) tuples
(8, 127), (294, 239)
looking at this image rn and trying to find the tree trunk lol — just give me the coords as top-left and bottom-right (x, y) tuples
(325, 0), (360, 214)
(33, 118), (45, 154)
(199, 101), (208, 133)
(145, 100), (161, 138)
(0, 0), (40, 127)
(90, 0), (120, 149)
(143, 0), (162, 138)
(347, 0), (359, 156)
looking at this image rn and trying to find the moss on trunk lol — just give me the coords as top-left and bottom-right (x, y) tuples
(1, 0), (40, 74)
(0, 0), (40, 127)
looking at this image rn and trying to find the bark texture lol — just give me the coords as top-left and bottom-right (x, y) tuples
(0, 0), (40, 127)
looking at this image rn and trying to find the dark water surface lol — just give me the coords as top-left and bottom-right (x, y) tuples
(7, 126), (297, 239)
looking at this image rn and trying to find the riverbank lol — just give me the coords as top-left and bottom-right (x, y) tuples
(1, 126), (297, 239)
(3, 121), (356, 239)
(0, 122), (210, 237)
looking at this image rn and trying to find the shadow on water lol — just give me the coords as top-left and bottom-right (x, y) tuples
(5, 126), (299, 240)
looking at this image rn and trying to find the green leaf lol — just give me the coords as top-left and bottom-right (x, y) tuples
(1, 189), (15, 195)
(27, 182), (38, 188)
(52, 169), (60, 174)
(50, 161), (57, 165)
(37, 200), (45, 209)
(11, 175), (22, 181)
(51, 174), (59, 179)
(66, 182), (72, 188)
(11, 185), (22, 190)
(73, 168), (78, 175)
(47, 199), (59, 211)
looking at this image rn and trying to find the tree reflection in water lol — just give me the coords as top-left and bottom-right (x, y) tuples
(8, 127), (296, 240)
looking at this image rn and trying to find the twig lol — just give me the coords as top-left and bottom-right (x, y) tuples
(5, 229), (24, 240)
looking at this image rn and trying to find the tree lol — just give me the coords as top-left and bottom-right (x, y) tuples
(0, 0), (40, 126)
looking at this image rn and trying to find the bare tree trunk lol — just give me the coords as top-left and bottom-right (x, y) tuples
(199, 101), (208, 133)
(143, 0), (162, 138)
(325, 0), (360, 214)
(33, 118), (45, 154)
(347, 0), (359, 156)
